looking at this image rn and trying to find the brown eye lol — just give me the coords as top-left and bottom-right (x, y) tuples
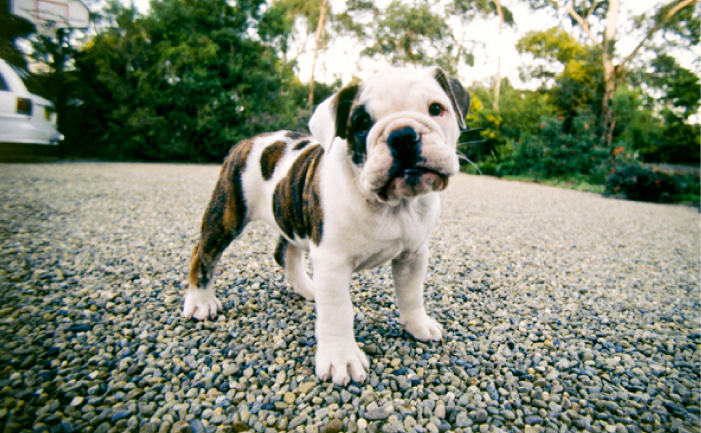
(429, 103), (444, 117)
(353, 110), (372, 135)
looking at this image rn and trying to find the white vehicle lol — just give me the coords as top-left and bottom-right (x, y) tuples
(0, 58), (63, 152)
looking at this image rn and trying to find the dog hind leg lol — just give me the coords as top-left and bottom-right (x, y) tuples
(184, 141), (253, 320)
(184, 229), (233, 320)
(274, 236), (314, 301)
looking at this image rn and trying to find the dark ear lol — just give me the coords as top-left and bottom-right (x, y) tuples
(434, 68), (470, 130)
(333, 83), (360, 139)
(309, 82), (359, 149)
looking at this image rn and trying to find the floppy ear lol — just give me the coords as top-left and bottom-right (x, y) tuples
(309, 83), (359, 149)
(433, 68), (470, 130)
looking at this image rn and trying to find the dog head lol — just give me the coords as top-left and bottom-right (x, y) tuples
(309, 66), (470, 204)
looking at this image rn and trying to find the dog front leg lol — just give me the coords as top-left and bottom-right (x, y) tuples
(392, 245), (443, 342)
(312, 257), (369, 386)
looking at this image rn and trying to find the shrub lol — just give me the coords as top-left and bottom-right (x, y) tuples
(604, 163), (688, 203)
(510, 114), (609, 179)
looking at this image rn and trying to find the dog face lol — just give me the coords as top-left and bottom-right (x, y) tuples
(310, 67), (470, 204)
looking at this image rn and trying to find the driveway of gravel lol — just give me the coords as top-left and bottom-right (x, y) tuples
(0, 162), (698, 433)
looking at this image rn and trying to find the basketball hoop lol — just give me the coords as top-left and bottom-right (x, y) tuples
(10, 0), (90, 38)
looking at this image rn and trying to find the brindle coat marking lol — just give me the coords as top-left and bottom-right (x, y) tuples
(293, 140), (311, 151)
(273, 236), (289, 268)
(332, 84), (364, 165)
(189, 138), (253, 289)
(260, 141), (286, 181)
(273, 144), (325, 245)
(189, 133), (323, 299)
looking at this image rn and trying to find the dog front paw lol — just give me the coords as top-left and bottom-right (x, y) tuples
(315, 341), (369, 386)
(291, 278), (315, 301)
(401, 312), (443, 342)
(183, 288), (222, 320)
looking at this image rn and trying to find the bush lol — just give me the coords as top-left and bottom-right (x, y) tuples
(509, 114), (610, 179)
(604, 163), (690, 203)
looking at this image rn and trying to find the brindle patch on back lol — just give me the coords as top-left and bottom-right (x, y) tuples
(273, 145), (325, 246)
(293, 140), (311, 151)
(260, 141), (287, 181)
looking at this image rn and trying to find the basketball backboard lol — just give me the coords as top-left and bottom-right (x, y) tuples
(10, 0), (90, 36)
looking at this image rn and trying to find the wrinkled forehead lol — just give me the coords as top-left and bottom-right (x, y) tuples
(356, 69), (449, 115)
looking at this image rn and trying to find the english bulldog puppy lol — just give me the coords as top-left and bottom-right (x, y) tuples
(183, 66), (470, 385)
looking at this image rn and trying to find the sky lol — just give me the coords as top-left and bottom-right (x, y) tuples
(129, 0), (698, 89)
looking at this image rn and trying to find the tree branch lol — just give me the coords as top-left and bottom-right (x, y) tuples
(585, 0), (601, 20)
(564, 0), (599, 45)
(619, 0), (699, 73)
(547, 0), (600, 44)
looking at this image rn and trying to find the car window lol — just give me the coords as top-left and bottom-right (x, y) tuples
(0, 72), (8, 91)
(9, 64), (49, 98)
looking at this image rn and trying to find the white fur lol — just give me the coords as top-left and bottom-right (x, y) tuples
(183, 287), (222, 321)
(186, 67), (463, 386)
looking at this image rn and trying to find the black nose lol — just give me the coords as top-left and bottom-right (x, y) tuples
(387, 127), (419, 152)
(387, 127), (421, 169)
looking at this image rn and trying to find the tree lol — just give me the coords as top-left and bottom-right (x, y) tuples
(0, 0), (35, 68)
(638, 54), (701, 163)
(528, 0), (700, 145)
(262, 0), (330, 107)
(67, 0), (310, 161)
(517, 28), (603, 127)
(645, 54), (701, 122)
(451, 0), (515, 111)
(336, 0), (474, 75)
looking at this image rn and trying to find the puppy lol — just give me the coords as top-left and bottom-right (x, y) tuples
(183, 66), (470, 385)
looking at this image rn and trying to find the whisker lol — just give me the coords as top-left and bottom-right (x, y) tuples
(456, 151), (482, 175)
(459, 127), (485, 133)
(457, 139), (485, 146)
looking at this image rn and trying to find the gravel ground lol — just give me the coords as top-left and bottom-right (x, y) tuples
(0, 162), (699, 433)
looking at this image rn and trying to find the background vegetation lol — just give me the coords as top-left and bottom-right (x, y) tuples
(2, 0), (699, 203)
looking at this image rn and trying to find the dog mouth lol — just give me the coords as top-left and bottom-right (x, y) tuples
(377, 166), (449, 201)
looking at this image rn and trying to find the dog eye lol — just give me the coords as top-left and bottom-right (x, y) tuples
(429, 103), (445, 117)
(354, 113), (372, 135)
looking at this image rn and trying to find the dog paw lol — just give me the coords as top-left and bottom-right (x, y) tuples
(401, 313), (443, 342)
(287, 272), (315, 301)
(182, 288), (222, 320)
(315, 341), (369, 386)
(293, 280), (315, 301)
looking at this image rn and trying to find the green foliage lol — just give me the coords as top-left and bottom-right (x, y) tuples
(654, 121), (701, 165)
(611, 86), (664, 158)
(361, 2), (449, 68)
(452, 0), (515, 25)
(645, 54), (700, 121)
(463, 73), (698, 204)
(335, 0), (474, 74)
(0, 0), (35, 68)
(612, 84), (700, 165)
(518, 28), (604, 126)
(510, 114), (610, 180)
(9, 0), (697, 194)
(636, 0), (701, 49)
(460, 89), (506, 166)
(604, 163), (696, 203)
(462, 80), (558, 176)
(517, 27), (586, 66)
(63, 0), (328, 162)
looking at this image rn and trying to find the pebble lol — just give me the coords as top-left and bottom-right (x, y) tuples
(0, 164), (698, 433)
(325, 418), (344, 433)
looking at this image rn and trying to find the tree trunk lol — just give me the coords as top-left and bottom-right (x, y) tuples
(601, 0), (619, 146)
(547, 0), (698, 145)
(492, 0), (504, 112)
(308, 0), (328, 108)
